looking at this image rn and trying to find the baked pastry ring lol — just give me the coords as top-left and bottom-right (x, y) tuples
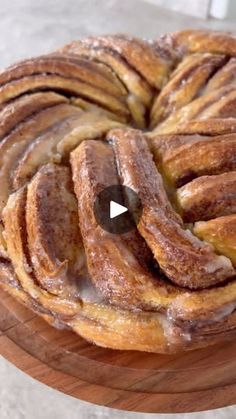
(1, 30), (236, 353)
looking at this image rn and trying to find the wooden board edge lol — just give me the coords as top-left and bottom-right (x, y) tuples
(0, 334), (236, 413)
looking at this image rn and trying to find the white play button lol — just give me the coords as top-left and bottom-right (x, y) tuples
(110, 200), (128, 219)
(94, 185), (143, 234)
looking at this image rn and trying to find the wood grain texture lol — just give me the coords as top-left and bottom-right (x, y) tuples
(0, 288), (236, 413)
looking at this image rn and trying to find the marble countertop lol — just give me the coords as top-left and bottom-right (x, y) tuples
(0, 1), (236, 418)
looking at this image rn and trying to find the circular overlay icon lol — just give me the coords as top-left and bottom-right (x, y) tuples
(94, 185), (143, 234)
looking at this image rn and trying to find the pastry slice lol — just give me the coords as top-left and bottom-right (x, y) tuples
(0, 91), (67, 141)
(0, 54), (125, 97)
(11, 109), (122, 189)
(11, 111), (88, 189)
(60, 35), (162, 127)
(205, 57), (236, 92)
(151, 133), (236, 187)
(150, 53), (224, 127)
(2, 187), (82, 316)
(172, 29), (236, 56)
(71, 139), (179, 310)
(176, 172), (236, 222)
(155, 118), (236, 136)
(111, 128), (235, 289)
(153, 86), (236, 133)
(0, 74), (128, 117)
(198, 90), (236, 119)
(56, 111), (123, 155)
(72, 97), (126, 123)
(0, 103), (81, 215)
(194, 215), (236, 267)
(26, 163), (85, 298)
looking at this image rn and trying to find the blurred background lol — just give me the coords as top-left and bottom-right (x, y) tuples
(0, 0), (236, 418)
(1, 0), (236, 68)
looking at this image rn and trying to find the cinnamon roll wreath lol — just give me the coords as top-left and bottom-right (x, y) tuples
(1, 30), (236, 353)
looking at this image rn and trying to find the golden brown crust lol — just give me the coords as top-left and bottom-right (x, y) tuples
(194, 215), (236, 267)
(1, 30), (236, 353)
(60, 34), (173, 90)
(150, 53), (225, 127)
(151, 133), (236, 187)
(0, 54), (126, 97)
(111, 129), (235, 289)
(26, 163), (85, 298)
(176, 172), (236, 222)
(0, 92), (68, 140)
(70, 139), (177, 311)
(151, 118), (236, 136)
(171, 29), (236, 56)
(153, 86), (236, 134)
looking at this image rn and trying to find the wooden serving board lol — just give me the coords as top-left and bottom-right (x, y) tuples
(0, 287), (236, 414)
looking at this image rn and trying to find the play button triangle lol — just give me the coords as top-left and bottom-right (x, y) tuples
(94, 185), (143, 234)
(110, 200), (128, 219)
